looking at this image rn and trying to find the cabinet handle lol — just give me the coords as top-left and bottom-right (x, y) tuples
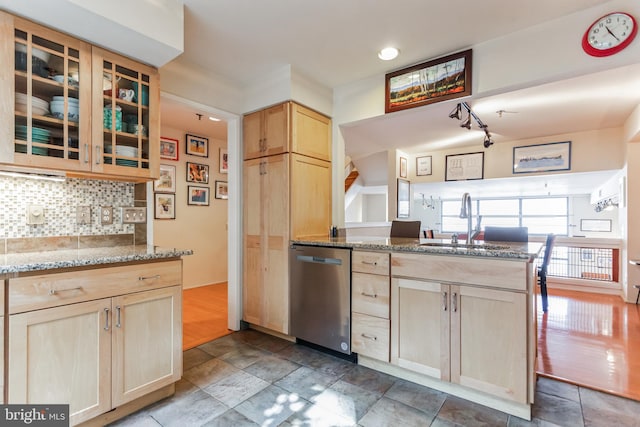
(138, 274), (161, 281)
(49, 286), (82, 295)
(84, 143), (89, 163)
(361, 292), (377, 298)
(361, 261), (377, 266)
(115, 305), (122, 328)
(443, 291), (448, 311)
(95, 145), (101, 165)
(361, 333), (377, 341)
(452, 292), (458, 312)
(103, 308), (110, 331)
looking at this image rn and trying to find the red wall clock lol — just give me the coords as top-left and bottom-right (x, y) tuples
(582, 12), (637, 57)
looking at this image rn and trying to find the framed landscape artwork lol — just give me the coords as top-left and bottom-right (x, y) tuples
(187, 185), (210, 206)
(513, 141), (571, 174)
(385, 49), (472, 113)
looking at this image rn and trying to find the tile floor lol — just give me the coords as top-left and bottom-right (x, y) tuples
(110, 329), (640, 427)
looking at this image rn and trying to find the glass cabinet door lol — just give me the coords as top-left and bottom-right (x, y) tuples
(93, 47), (159, 179)
(13, 19), (91, 171)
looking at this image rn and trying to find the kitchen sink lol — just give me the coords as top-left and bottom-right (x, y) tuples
(419, 242), (510, 250)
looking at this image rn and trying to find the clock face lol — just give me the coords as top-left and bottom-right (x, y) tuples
(582, 12), (637, 57)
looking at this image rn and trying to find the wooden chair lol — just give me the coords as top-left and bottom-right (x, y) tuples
(538, 234), (556, 312)
(390, 220), (421, 238)
(483, 226), (529, 242)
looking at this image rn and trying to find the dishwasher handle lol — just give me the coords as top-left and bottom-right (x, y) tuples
(296, 255), (343, 266)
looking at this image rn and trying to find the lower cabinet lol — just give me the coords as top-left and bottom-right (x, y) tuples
(7, 261), (182, 426)
(391, 277), (528, 403)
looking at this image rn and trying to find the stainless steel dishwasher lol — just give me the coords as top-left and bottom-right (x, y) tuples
(290, 244), (352, 355)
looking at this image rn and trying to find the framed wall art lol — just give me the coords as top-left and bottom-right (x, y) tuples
(416, 155), (432, 176)
(385, 49), (472, 113)
(215, 180), (228, 199)
(185, 133), (209, 157)
(397, 178), (410, 218)
(153, 164), (176, 193)
(154, 193), (175, 220)
(513, 141), (571, 174)
(399, 156), (407, 178)
(187, 185), (210, 206)
(220, 148), (228, 173)
(186, 162), (209, 184)
(445, 152), (484, 181)
(159, 136), (179, 161)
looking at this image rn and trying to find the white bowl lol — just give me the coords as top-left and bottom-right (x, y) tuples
(52, 96), (79, 104)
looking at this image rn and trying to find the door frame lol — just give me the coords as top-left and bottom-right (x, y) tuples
(158, 92), (242, 331)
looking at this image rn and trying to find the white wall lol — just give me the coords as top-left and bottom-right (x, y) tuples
(153, 125), (228, 289)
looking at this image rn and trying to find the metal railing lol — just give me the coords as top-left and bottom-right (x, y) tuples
(537, 244), (618, 283)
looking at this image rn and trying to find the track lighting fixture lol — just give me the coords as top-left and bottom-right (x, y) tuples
(460, 112), (471, 130)
(448, 103), (461, 120)
(448, 102), (494, 148)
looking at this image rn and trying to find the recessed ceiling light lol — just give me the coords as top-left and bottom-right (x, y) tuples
(378, 47), (399, 61)
(209, 116), (221, 121)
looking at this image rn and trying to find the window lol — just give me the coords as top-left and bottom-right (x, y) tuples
(441, 196), (568, 235)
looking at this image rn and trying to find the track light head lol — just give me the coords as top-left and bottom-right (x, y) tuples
(448, 103), (461, 120)
(483, 135), (494, 148)
(460, 116), (471, 130)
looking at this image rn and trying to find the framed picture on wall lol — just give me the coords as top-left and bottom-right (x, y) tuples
(159, 137), (179, 161)
(215, 180), (228, 199)
(445, 152), (484, 181)
(416, 156), (432, 176)
(399, 157), (407, 178)
(153, 164), (176, 193)
(186, 162), (209, 184)
(187, 185), (210, 206)
(154, 193), (175, 219)
(185, 133), (209, 157)
(513, 141), (571, 174)
(220, 148), (228, 173)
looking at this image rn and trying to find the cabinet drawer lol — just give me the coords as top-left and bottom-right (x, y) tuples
(352, 251), (389, 275)
(392, 253), (528, 291)
(352, 312), (389, 362)
(8, 260), (182, 314)
(352, 273), (389, 319)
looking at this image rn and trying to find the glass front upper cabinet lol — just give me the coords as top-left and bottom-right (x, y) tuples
(12, 17), (91, 172)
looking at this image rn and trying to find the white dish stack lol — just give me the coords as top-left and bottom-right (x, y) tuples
(15, 93), (49, 116)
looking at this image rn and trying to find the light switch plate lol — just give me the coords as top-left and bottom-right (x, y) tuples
(76, 206), (91, 224)
(121, 207), (146, 224)
(27, 205), (45, 225)
(101, 206), (113, 225)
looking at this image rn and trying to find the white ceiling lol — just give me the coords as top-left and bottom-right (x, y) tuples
(162, 0), (637, 194)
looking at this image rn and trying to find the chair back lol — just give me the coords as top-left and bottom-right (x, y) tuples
(483, 226), (529, 242)
(540, 233), (556, 274)
(390, 220), (421, 238)
(423, 229), (434, 239)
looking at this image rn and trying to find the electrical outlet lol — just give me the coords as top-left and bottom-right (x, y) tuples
(101, 206), (113, 225)
(121, 207), (146, 224)
(76, 206), (91, 225)
(26, 205), (45, 225)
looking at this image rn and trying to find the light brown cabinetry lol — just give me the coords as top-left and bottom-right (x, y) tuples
(0, 11), (159, 180)
(242, 101), (332, 335)
(391, 253), (530, 404)
(243, 101), (331, 161)
(351, 251), (390, 362)
(7, 261), (182, 426)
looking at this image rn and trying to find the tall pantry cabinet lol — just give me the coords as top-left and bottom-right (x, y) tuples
(243, 101), (332, 334)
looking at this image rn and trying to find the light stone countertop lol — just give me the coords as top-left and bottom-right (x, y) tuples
(291, 236), (542, 261)
(0, 245), (193, 276)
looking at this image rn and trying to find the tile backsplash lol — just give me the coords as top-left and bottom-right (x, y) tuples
(0, 175), (136, 239)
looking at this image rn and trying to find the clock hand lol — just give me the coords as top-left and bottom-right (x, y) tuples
(605, 25), (620, 41)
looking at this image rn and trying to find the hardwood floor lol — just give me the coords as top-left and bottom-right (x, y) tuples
(183, 283), (231, 350)
(537, 288), (640, 401)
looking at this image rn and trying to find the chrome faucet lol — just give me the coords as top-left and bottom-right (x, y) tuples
(459, 192), (481, 244)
